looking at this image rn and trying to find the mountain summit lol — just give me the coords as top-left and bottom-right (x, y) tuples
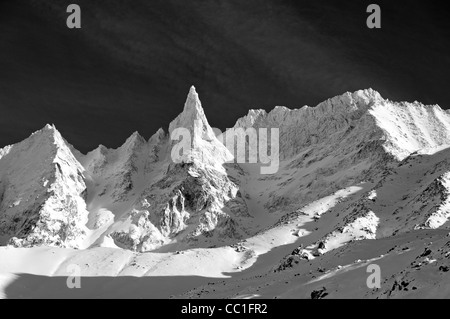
(169, 86), (216, 141)
(169, 86), (232, 168)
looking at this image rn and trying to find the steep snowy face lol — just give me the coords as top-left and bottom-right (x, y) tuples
(110, 161), (248, 252)
(0, 125), (89, 248)
(224, 90), (392, 224)
(233, 88), (450, 162)
(82, 131), (148, 202)
(233, 89), (384, 160)
(107, 88), (248, 252)
(168, 86), (216, 141)
(369, 101), (450, 160)
(168, 86), (233, 169)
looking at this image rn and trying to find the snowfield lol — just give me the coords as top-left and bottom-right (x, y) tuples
(1, 87), (450, 298)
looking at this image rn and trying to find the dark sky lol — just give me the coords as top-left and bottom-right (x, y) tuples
(0, 0), (449, 153)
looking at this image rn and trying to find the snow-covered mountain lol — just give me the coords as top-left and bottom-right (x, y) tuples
(0, 87), (248, 252)
(0, 125), (89, 248)
(1, 87), (450, 299)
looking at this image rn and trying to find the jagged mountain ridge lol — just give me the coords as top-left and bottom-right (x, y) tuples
(234, 88), (450, 161)
(1, 87), (450, 255)
(231, 89), (450, 233)
(0, 87), (247, 251)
